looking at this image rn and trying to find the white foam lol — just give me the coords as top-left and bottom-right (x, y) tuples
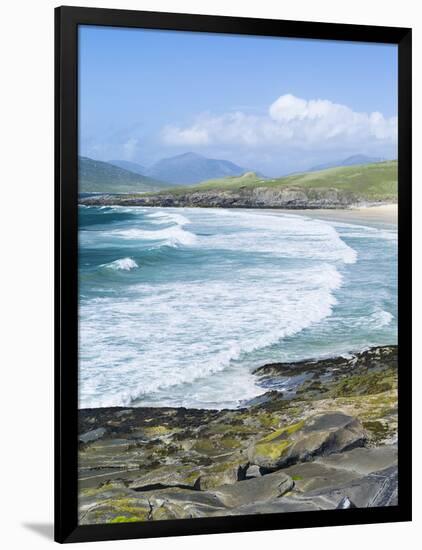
(369, 309), (394, 329)
(193, 209), (357, 264)
(79, 264), (342, 408)
(78, 208), (364, 409)
(146, 210), (191, 226)
(102, 257), (139, 271)
(110, 225), (197, 247)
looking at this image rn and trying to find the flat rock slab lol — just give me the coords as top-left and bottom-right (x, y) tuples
(305, 465), (398, 508)
(212, 471), (293, 508)
(282, 445), (397, 493)
(313, 445), (397, 476)
(228, 464), (397, 515)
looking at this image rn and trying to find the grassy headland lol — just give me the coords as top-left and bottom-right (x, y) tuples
(79, 160), (397, 209)
(169, 160), (397, 197)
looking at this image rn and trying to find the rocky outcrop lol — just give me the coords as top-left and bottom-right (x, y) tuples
(79, 186), (370, 210)
(249, 413), (367, 470)
(78, 345), (398, 524)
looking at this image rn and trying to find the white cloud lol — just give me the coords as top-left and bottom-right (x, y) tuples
(161, 94), (397, 150)
(162, 125), (209, 146)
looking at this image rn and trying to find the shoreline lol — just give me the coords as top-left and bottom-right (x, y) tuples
(79, 197), (397, 226)
(273, 204), (397, 226)
(78, 345), (398, 523)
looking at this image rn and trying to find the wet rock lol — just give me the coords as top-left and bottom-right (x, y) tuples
(253, 346), (397, 400)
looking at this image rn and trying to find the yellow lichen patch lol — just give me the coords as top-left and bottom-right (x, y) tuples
(219, 437), (242, 450)
(254, 439), (291, 461)
(143, 425), (173, 437)
(259, 420), (305, 443)
(105, 498), (150, 522)
(257, 413), (280, 429)
(108, 516), (143, 523)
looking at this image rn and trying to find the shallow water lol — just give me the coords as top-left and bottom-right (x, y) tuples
(78, 206), (397, 409)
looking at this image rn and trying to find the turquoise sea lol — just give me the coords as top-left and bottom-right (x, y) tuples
(78, 206), (397, 409)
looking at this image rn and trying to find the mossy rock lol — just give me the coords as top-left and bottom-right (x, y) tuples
(79, 496), (151, 525)
(330, 371), (395, 398)
(249, 413), (366, 469)
(108, 515), (143, 524)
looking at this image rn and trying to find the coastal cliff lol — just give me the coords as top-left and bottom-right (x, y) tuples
(80, 186), (367, 209)
(78, 345), (397, 524)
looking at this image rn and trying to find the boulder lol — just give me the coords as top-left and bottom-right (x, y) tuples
(248, 413), (367, 470)
(79, 485), (151, 525)
(245, 464), (262, 478)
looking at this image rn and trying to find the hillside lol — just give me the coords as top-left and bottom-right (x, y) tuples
(310, 154), (383, 172)
(79, 156), (165, 193)
(79, 161), (397, 209)
(182, 160), (397, 197)
(108, 159), (147, 175)
(145, 152), (247, 185)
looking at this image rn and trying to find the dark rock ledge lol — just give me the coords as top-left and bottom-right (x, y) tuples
(78, 187), (394, 210)
(78, 346), (397, 524)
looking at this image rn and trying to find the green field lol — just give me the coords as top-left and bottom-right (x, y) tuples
(161, 160), (397, 201)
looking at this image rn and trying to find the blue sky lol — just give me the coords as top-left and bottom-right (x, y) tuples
(79, 25), (398, 175)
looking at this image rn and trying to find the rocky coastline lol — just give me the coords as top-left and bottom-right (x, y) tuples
(78, 187), (393, 209)
(78, 345), (397, 524)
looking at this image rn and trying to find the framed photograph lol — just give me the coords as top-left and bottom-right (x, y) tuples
(55, 6), (412, 543)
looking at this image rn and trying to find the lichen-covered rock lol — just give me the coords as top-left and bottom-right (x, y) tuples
(148, 488), (227, 520)
(248, 413), (366, 470)
(79, 485), (151, 525)
(77, 346), (397, 522)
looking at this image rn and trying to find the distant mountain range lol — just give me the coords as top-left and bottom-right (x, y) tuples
(108, 159), (147, 175)
(80, 152), (389, 194)
(109, 152), (248, 185)
(146, 152), (247, 185)
(79, 157), (165, 193)
(310, 154), (384, 172)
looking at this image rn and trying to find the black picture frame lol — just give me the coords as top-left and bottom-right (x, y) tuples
(55, 5), (412, 544)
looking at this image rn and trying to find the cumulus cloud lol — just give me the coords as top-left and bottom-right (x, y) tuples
(161, 94), (397, 150)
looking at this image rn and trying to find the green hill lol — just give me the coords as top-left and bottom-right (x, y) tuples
(79, 160), (397, 209)
(79, 156), (166, 193)
(169, 161), (397, 201)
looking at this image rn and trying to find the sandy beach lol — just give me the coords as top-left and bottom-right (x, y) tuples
(275, 204), (397, 226)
